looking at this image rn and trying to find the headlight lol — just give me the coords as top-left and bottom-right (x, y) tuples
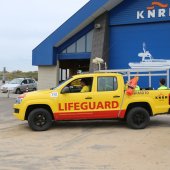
(1, 86), (7, 90)
(16, 98), (23, 104)
(15, 93), (27, 104)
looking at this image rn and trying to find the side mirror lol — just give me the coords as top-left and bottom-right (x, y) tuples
(61, 86), (70, 94)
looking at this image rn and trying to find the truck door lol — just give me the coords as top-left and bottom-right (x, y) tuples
(91, 76), (124, 119)
(55, 77), (95, 120)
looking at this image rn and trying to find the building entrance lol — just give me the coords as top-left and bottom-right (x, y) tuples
(59, 59), (90, 82)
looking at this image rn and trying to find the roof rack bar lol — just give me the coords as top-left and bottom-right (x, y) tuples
(122, 73), (168, 77)
(96, 68), (170, 73)
(95, 68), (170, 88)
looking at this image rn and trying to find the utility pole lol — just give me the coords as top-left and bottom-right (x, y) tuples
(2, 67), (6, 84)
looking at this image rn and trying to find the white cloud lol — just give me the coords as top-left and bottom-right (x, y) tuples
(0, 0), (89, 71)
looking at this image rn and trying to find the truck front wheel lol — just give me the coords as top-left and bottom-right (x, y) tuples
(28, 108), (53, 131)
(127, 107), (150, 129)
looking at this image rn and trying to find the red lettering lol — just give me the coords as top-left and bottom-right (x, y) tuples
(68, 103), (73, 110)
(65, 103), (67, 111)
(105, 101), (111, 109)
(58, 103), (64, 111)
(89, 102), (96, 110)
(112, 101), (119, 108)
(59, 101), (119, 111)
(81, 102), (88, 110)
(74, 102), (80, 110)
(96, 102), (104, 109)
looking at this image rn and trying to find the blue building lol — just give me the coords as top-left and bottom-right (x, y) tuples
(33, 0), (170, 89)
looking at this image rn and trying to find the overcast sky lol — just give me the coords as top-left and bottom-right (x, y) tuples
(0, 0), (89, 72)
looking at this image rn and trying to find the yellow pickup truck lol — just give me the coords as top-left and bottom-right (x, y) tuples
(13, 72), (170, 131)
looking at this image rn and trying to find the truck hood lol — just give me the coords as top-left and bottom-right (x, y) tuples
(26, 89), (52, 95)
(23, 89), (58, 100)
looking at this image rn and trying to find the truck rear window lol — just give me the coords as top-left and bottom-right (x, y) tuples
(97, 77), (118, 91)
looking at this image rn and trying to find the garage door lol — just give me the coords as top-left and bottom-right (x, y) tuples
(109, 22), (170, 69)
(109, 22), (170, 88)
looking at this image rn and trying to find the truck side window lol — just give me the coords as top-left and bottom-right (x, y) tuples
(98, 77), (117, 91)
(64, 77), (93, 93)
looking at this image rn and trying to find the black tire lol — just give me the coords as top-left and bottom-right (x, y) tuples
(15, 88), (21, 94)
(127, 107), (150, 129)
(28, 108), (53, 131)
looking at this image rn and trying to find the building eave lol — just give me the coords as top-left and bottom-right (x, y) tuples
(32, 0), (123, 66)
(55, 0), (123, 47)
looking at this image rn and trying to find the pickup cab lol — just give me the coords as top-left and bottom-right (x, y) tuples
(13, 72), (170, 131)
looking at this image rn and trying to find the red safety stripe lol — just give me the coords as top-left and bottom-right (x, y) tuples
(54, 110), (126, 120)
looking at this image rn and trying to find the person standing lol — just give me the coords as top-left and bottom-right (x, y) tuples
(158, 78), (168, 90)
(135, 85), (140, 91)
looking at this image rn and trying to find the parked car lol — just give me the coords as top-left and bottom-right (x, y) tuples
(0, 78), (37, 94)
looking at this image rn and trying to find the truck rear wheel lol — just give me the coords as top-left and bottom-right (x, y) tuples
(28, 108), (52, 131)
(127, 107), (150, 129)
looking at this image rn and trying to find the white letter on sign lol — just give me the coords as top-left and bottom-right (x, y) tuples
(148, 10), (155, 18)
(137, 11), (144, 19)
(158, 9), (166, 17)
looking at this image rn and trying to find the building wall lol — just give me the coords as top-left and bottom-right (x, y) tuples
(38, 66), (59, 90)
(108, 0), (170, 89)
(90, 13), (109, 72)
(109, 0), (170, 25)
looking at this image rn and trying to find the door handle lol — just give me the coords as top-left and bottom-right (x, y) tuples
(113, 95), (120, 98)
(85, 97), (92, 100)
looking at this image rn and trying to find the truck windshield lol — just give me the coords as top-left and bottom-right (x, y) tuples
(53, 77), (72, 90)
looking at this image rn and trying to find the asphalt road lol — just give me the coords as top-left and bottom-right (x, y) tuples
(1, 96), (170, 170)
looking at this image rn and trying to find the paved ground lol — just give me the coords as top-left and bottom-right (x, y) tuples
(1, 94), (170, 170)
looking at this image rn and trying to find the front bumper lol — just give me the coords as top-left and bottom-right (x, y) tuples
(13, 104), (25, 120)
(1, 88), (8, 93)
(1, 88), (16, 93)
